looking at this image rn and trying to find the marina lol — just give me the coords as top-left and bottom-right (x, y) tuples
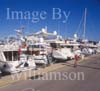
(0, 25), (99, 75)
(0, 8), (99, 75)
(0, 0), (100, 90)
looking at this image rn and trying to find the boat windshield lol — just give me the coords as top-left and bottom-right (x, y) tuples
(29, 44), (45, 48)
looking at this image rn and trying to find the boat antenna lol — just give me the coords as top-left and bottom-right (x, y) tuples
(75, 12), (84, 35)
(83, 8), (87, 40)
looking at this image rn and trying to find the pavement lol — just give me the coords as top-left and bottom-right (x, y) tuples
(0, 62), (67, 88)
(0, 53), (100, 90)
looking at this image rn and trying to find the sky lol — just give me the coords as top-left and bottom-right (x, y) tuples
(0, 0), (100, 41)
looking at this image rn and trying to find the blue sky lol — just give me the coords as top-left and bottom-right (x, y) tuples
(0, 0), (100, 41)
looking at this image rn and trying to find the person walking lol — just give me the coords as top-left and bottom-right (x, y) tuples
(0, 70), (2, 79)
(74, 54), (79, 67)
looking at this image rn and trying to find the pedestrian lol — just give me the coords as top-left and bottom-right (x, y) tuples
(74, 54), (79, 67)
(0, 70), (2, 79)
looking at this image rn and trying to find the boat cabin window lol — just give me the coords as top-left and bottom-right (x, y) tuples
(50, 43), (60, 49)
(60, 45), (74, 49)
(4, 51), (19, 61)
(28, 45), (44, 49)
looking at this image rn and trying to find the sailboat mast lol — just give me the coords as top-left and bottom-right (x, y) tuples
(83, 8), (87, 40)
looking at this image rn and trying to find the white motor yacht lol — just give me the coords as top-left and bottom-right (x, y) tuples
(28, 43), (48, 65)
(0, 44), (36, 74)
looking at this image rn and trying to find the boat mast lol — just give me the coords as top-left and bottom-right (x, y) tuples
(83, 8), (87, 40)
